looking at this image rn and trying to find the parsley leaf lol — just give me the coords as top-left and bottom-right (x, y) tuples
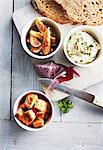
(57, 98), (74, 113)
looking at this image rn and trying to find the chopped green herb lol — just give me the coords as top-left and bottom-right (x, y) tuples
(68, 53), (72, 57)
(83, 42), (87, 45)
(57, 98), (74, 113)
(89, 45), (93, 47)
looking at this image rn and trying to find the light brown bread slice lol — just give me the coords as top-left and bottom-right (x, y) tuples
(31, 0), (70, 24)
(54, 0), (103, 25)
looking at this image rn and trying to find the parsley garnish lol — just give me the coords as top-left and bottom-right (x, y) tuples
(89, 45), (93, 47)
(57, 98), (74, 113)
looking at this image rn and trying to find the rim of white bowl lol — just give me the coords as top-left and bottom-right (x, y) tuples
(13, 90), (54, 131)
(21, 17), (63, 59)
(63, 25), (103, 67)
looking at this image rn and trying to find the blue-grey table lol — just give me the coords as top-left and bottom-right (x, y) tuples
(0, 0), (103, 149)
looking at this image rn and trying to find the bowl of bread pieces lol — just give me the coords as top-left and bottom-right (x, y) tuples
(13, 90), (54, 131)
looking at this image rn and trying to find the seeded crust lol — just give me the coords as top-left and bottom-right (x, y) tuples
(31, 0), (70, 24)
(54, 0), (103, 25)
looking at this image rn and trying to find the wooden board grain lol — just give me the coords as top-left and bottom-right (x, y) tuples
(0, 120), (103, 150)
(62, 81), (103, 123)
(0, 0), (13, 119)
(0, 0), (103, 149)
(13, 4), (103, 102)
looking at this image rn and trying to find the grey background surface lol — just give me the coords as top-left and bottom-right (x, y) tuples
(0, 0), (103, 150)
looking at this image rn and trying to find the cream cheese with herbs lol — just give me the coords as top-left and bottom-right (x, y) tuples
(67, 31), (100, 64)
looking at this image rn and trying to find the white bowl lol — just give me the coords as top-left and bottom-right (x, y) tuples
(21, 17), (62, 59)
(64, 25), (103, 67)
(13, 90), (54, 131)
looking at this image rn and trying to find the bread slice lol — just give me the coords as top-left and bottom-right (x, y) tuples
(31, 0), (70, 24)
(54, 0), (103, 25)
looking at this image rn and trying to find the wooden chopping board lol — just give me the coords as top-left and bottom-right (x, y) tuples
(13, 4), (103, 101)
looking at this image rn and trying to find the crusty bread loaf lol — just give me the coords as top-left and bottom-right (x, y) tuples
(31, 0), (70, 24)
(54, 0), (103, 25)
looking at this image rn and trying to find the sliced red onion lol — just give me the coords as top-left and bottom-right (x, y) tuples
(35, 61), (64, 79)
(35, 61), (80, 89)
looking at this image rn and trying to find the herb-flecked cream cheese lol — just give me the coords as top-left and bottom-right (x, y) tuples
(67, 31), (100, 64)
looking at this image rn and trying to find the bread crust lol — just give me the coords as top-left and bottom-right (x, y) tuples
(31, 0), (70, 24)
(54, 0), (103, 25)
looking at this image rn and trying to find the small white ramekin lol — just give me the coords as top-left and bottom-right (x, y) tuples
(21, 17), (63, 59)
(64, 25), (103, 67)
(13, 90), (54, 131)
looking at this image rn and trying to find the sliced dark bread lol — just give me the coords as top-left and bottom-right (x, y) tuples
(31, 0), (70, 24)
(54, 0), (103, 25)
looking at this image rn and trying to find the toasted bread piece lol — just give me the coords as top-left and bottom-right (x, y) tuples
(33, 118), (44, 128)
(23, 110), (36, 126)
(31, 0), (70, 24)
(25, 94), (38, 109)
(19, 103), (26, 109)
(16, 108), (24, 121)
(54, 0), (103, 25)
(36, 112), (45, 119)
(34, 99), (48, 112)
